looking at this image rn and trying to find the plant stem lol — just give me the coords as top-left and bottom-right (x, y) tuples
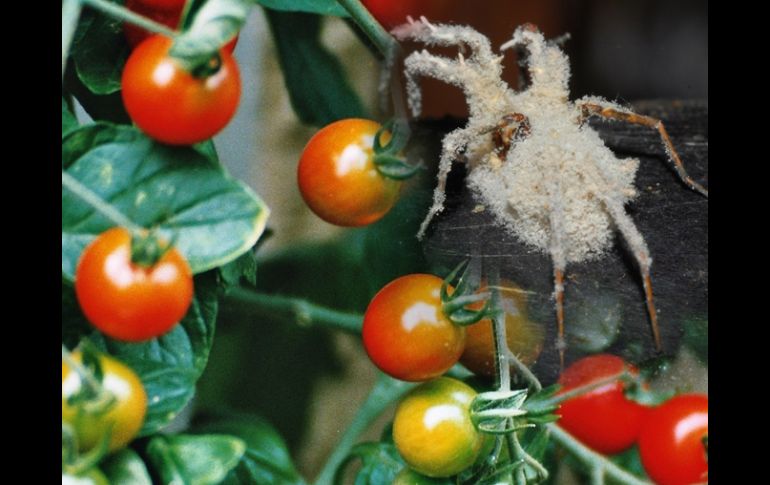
(61, 345), (103, 397)
(314, 373), (415, 485)
(225, 287), (363, 335)
(488, 267), (511, 394)
(335, 0), (398, 60)
(61, 171), (143, 234)
(62, 0), (83, 78)
(547, 424), (653, 485)
(81, 0), (177, 37)
(544, 371), (629, 406)
(506, 349), (542, 393)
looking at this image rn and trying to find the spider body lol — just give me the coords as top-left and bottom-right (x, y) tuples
(391, 20), (708, 362)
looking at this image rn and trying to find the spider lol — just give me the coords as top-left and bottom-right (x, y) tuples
(390, 19), (708, 364)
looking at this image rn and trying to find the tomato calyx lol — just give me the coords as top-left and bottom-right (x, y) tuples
(130, 229), (177, 268)
(372, 119), (422, 180)
(471, 385), (560, 435)
(189, 52), (224, 79)
(440, 261), (498, 326)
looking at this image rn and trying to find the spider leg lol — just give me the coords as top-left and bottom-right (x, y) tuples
(546, 180), (568, 369)
(601, 197), (662, 350)
(577, 100), (708, 197)
(417, 125), (479, 239)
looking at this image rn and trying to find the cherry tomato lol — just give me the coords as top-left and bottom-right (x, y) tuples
(394, 377), (483, 477)
(556, 354), (648, 455)
(638, 394), (708, 485)
(297, 118), (401, 227)
(75, 227), (194, 341)
(121, 35), (241, 145)
(123, 0), (238, 53)
(363, 274), (465, 381)
(460, 280), (544, 378)
(361, 0), (445, 30)
(62, 351), (148, 453)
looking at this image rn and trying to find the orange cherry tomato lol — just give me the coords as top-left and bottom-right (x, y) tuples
(297, 118), (402, 227)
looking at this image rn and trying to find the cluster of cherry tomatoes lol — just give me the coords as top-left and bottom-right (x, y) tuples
(121, 0), (241, 145)
(358, 273), (544, 478)
(557, 354), (708, 485)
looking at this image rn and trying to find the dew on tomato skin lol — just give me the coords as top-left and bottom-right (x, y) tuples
(402, 302), (440, 331)
(335, 143), (368, 177)
(423, 404), (463, 430)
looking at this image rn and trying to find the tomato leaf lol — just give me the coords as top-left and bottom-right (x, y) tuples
(335, 442), (404, 485)
(256, 0), (349, 17)
(71, 7), (129, 95)
(191, 412), (306, 485)
(62, 98), (79, 138)
(219, 248), (258, 290)
(84, 272), (219, 435)
(101, 448), (153, 485)
(171, 0), (251, 67)
(61, 122), (269, 279)
(146, 434), (246, 485)
(265, 10), (366, 127)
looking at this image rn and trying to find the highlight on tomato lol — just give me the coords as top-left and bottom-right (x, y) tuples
(555, 354), (648, 455)
(393, 377), (484, 477)
(75, 227), (194, 341)
(362, 274), (465, 381)
(460, 279), (544, 378)
(121, 34), (241, 145)
(638, 394), (708, 485)
(62, 350), (148, 453)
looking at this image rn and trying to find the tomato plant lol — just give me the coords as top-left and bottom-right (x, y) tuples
(556, 354), (648, 455)
(121, 34), (241, 145)
(362, 274), (465, 381)
(393, 377), (484, 477)
(62, 351), (148, 453)
(75, 227), (193, 342)
(638, 394), (708, 485)
(460, 280), (544, 378)
(297, 118), (403, 227)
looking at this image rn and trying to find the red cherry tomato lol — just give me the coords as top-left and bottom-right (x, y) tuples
(363, 274), (465, 381)
(123, 0), (238, 53)
(121, 35), (241, 145)
(75, 227), (194, 341)
(361, 0), (444, 30)
(556, 354), (648, 455)
(460, 280), (544, 378)
(297, 118), (402, 227)
(638, 394), (708, 485)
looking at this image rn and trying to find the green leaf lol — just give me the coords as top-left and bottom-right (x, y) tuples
(64, 66), (132, 124)
(265, 10), (366, 127)
(147, 434), (246, 485)
(101, 448), (153, 485)
(88, 272), (219, 435)
(63, 98), (79, 138)
(71, 7), (129, 95)
(171, 0), (251, 68)
(191, 412), (306, 485)
(61, 122), (269, 280)
(335, 442), (404, 485)
(219, 248), (258, 290)
(683, 318), (708, 365)
(608, 446), (649, 482)
(256, 0), (348, 17)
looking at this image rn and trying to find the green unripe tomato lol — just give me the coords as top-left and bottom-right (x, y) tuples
(393, 377), (484, 477)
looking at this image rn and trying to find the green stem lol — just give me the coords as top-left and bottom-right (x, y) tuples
(505, 349), (542, 393)
(61, 345), (103, 398)
(225, 287), (363, 335)
(547, 424), (653, 485)
(62, 0), (83, 78)
(544, 371), (630, 407)
(81, 0), (177, 37)
(488, 268), (511, 393)
(61, 171), (143, 234)
(315, 373), (415, 485)
(335, 0), (399, 60)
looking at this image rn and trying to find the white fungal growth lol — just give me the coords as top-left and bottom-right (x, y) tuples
(392, 19), (708, 355)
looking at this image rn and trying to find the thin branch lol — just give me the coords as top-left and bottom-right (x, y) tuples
(81, 0), (177, 37)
